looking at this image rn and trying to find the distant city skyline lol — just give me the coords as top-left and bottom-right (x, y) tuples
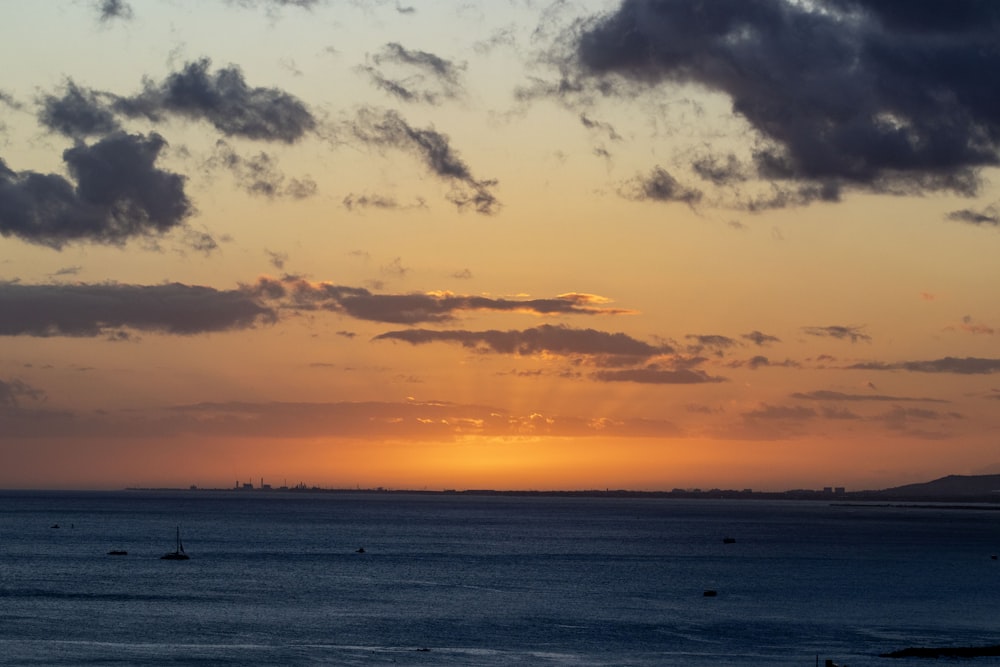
(2, 0), (1000, 491)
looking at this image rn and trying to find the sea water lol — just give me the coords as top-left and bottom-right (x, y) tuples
(2, 491), (1000, 666)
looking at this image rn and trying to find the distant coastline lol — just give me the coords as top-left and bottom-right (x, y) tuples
(118, 473), (1000, 505)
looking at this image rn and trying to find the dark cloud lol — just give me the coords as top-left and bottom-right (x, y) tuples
(0, 132), (192, 248)
(38, 81), (121, 138)
(374, 324), (670, 359)
(574, 0), (1000, 197)
(791, 389), (948, 403)
(825, 0), (1000, 34)
(592, 365), (725, 384)
(742, 330), (780, 346)
(0, 282), (275, 337)
(847, 357), (1000, 375)
(114, 58), (316, 143)
(619, 165), (702, 205)
(96, 0), (133, 21)
(208, 140), (317, 199)
(947, 204), (1000, 227)
(349, 108), (499, 214)
(251, 276), (636, 324)
(802, 325), (871, 343)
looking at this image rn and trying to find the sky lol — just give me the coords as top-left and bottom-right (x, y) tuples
(1, 0), (999, 492)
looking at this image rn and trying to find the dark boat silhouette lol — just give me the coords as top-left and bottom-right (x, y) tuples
(161, 526), (190, 560)
(107, 549), (128, 556)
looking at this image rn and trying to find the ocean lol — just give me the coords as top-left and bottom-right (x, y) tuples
(2, 490), (1000, 666)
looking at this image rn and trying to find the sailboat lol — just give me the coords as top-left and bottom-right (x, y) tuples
(161, 526), (190, 560)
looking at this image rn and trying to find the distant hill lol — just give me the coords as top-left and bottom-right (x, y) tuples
(874, 474), (1000, 499)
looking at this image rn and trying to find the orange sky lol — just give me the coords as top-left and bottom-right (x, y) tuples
(1, 1), (999, 491)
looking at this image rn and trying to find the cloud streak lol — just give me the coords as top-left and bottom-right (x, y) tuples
(791, 389), (948, 403)
(349, 108), (499, 214)
(374, 324), (670, 360)
(947, 203), (1000, 227)
(251, 276), (634, 323)
(802, 325), (871, 343)
(847, 357), (1000, 375)
(0, 282), (275, 337)
(0, 276), (640, 339)
(362, 42), (466, 105)
(592, 365), (725, 384)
